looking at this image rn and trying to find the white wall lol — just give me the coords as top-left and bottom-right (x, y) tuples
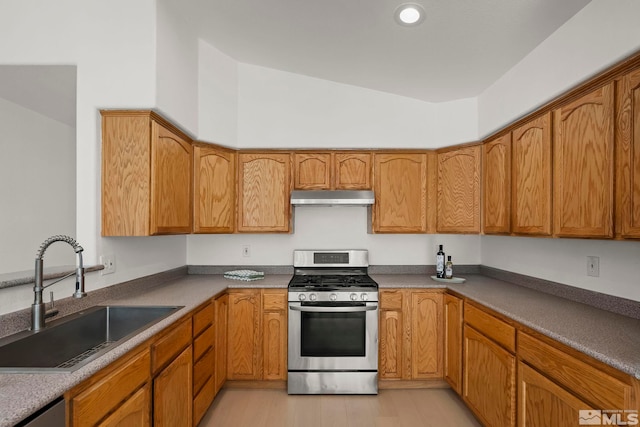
(190, 61), (480, 269)
(188, 207), (481, 266)
(237, 63), (478, 149)
(0, 97), (75, 273)
(482, 236), (640, 302)
(198, 40), (238, 146)
(0, 0), (188, 315)
(477, 0), (640, 302)
(156, 0), (199, 135)
(478, 0), (640, 137)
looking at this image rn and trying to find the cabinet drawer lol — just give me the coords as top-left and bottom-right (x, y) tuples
(193, 303), (214, 337)
(194, 347), (215, 394)
(193, 325), (214, 362)
(518, 332), (632, 410)
(193, 376), (215, 426)
(152, 318), (192, 373)
(71, 348), (150, 426)
(464, 304), (515, 352)
(380, 290), (403, 310)
(263, 291), (286, 311)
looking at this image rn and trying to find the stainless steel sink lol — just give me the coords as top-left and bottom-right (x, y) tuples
(0, 305), (182, 373)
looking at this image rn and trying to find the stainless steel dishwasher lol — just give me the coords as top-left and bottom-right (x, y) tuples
(18, 397), (64, 427)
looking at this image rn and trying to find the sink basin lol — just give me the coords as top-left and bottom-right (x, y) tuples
(0, 305), (182, 373)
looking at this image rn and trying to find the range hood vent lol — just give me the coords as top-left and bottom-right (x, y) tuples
(290, 190), (375, 206)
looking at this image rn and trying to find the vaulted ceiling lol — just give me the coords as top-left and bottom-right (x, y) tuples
(167, 0), (591, 102)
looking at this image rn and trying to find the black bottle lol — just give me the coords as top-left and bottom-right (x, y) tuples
(436, 245), (445, 278)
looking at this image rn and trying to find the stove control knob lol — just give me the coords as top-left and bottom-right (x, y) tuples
(361, 293), (369, 301)
(309, 293), (317, 301)
(350, 293), (358, 301)
(330, 293), (338, 301)
(298, 293), (306, 301)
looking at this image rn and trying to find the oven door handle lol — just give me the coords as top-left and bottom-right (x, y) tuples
(289, 305), (378, 312)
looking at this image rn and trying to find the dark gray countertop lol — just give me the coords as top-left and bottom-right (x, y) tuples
(1, 272), (638, 426)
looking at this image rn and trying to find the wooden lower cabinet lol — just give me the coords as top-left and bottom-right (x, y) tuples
(262, 290), (287, 380)
(444, 293), (463, 394)
(227, 290), (262, 380)
(154, 346), (193, 427)
(463, 325), (516, 427)
(192, 302), (215, 425)
(98, 384), (150, 427)
(226, 289), (288, 382)
(518, 362), (593, 427)
(378, 289), (443, 381)
(67, 348), (151, 427)
(215, 294), (229, 393)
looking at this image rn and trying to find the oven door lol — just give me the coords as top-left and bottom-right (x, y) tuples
(288, 301), (378, 371)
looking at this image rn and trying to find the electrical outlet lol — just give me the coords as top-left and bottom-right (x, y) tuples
(242, 245), (251, 258)
(587, 256), (599, 277)
(100, 254), (116, 275)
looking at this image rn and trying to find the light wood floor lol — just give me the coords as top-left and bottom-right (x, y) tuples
(199, 388), (481, 427)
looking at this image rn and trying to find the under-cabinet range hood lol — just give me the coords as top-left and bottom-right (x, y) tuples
(290, 190), (375, 206)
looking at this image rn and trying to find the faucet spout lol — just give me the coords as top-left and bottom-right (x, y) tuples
(32, 235), (86, 331)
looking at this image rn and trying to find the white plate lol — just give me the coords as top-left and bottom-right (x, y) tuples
(430, 275), (466, 284)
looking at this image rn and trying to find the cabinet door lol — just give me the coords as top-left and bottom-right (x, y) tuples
(154, 346), (193, 427)
(334, 152), (372, 189)
(464, 325), (516, 427)
(373, 153), (428, 233)
(150, 120), (193, 235)
(237, 153), (291, 232)
(518, 362), (594, 427)
(227, 290), (262, 380)
(379, 308), (404, 379)
(616, 68), (640, 238)
(410, 291), (443, 379)
(379, 290), (406, 379)
(98, 384), (150, 427)
(553, 83), (614, 238)
(193, 144), (235, 233)
(263, 310), (287, 380)
(483, 135), (511, 234)
(101, 114), (151, 236)
(512, 113), (552, 235)
(437, 146), (481, 233)
(293, 152), (331, 189)
(444, 294), (463, 394)
(215, 294), (228, 394)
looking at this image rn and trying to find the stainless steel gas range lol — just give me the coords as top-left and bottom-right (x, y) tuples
(287, 250), (379, 395)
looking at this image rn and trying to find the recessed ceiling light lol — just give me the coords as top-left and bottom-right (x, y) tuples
(394, 3), (426, 26)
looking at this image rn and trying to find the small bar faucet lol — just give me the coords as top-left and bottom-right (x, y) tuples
(32, 235), (86, 331)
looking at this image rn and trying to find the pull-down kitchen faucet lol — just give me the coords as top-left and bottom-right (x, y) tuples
(32, 235), (86, 331)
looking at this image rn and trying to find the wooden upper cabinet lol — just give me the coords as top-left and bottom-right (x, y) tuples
(102, 111), (193, 236)
(293, 151), (372, 190)
(334, 152), (372, 189)
(373, 153), (428, 233)
(193, 144), (235, 233)
(237, 152), (291, 232)
(437, 145), (481, 233)
(616, 67), (640, 238)
(553, 83), (615, 238)
(483, 134), (512, 234)
(293, 152), (331, 189)
(511, 113), (553, 236)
